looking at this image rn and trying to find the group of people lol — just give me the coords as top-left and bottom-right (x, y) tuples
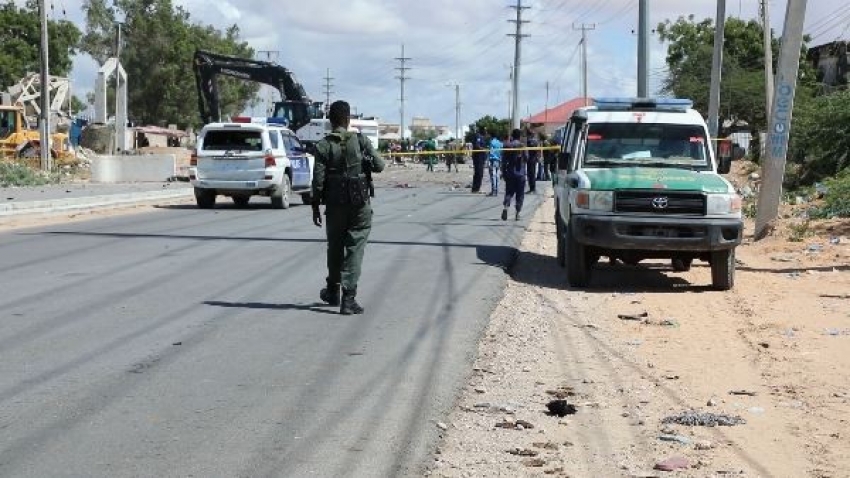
(469, 127), (556, 221)
(310, 104), (560, 315)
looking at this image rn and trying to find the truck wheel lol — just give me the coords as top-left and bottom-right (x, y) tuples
(232, 195), (250, 208)
(271, 175), (291, 209)
(556, 214), (566, 268)
(671, 257), (693, 272)
(300, 192), (312, 205)
(195, 188), (216, 209)
(566, 223), (591, 288)
(710, 249), (735, 290)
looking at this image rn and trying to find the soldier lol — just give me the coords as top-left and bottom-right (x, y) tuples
(311, 100), (386, 315)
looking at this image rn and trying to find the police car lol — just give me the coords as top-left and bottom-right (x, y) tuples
(554, 98), (743, 290)
(190, 116), (314, 209)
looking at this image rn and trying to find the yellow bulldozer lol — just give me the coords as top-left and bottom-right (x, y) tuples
(0, 104), (74, 166)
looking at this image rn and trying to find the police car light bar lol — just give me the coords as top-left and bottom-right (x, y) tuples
(229, 116), (289, 126)
(594, 97), (693, 112)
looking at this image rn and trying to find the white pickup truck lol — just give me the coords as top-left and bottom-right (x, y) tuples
(190, 117), (315, 209)
(553, 98), (744, 290)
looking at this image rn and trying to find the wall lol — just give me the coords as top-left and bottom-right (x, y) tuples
(91, 154), (176, 182)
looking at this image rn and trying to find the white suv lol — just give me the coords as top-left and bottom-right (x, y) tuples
(190, 117), (314, 209)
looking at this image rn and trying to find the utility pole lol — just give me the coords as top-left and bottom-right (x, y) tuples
(508, 0), (530, 129)
(447, 83), (460, 140)
(573, 23), (596, 106)
(637, 0), (650, 97)
(322, 68), (334, 117)
(38, 0), (51, 170)
(707, 0), (726, 141)
(760, 0), (775, 118)
(395, 44), (411, 141)
(755, 0), (808, 239)
(257, 50), (280, 116)
(114, 21), (123, 153)
(544, 80), (550, 126)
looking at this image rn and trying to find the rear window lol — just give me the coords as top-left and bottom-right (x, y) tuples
(202, 130), (263, 151)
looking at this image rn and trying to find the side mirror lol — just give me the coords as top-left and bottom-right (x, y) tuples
(557, 151), (572, 170)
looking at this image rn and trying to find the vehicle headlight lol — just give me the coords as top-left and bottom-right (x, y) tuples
(706, 193), (742, 215)
(574, 190), (613, 212)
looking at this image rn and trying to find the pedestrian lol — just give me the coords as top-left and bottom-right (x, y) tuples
(526, 130), (540, 194)
(487, 131), (503, 196)
(445, 138), (456, 172)
(542, 134), (556, 181)
(501, 128), (527, 221)
(470, 127), (487, 193)
(311, 100), (386, 315)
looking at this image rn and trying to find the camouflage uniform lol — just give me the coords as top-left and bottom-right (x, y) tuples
(312, 128), (385, 313)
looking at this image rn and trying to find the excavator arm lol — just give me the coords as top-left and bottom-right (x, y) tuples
(193, 49), (322, 130)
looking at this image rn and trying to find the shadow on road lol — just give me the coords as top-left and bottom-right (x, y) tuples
(492, 248), (715, 294)
(203, 300), (339, 315)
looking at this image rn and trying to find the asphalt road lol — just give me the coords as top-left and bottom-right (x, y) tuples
(0, 184), (543, 477)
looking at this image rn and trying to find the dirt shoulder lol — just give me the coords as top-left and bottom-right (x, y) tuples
(429, 191), (850, 477)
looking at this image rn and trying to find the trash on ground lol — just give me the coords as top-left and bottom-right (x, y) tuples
(729, 390), (758, 396)
(618, 312), (649, 321)
(661, 410), (746, 427)
(654, 456), (690, 472)
(546, 399), (577, 417)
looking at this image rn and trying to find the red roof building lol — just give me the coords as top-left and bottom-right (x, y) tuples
(523, 97), (593, 136)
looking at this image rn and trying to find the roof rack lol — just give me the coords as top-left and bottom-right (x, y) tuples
(594, 97), (693, 112)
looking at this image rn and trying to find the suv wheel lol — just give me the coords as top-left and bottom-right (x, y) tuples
(710, 249), (735, 290)
(195, 188), (216, 209)
(271, 175), (291, 209)
(566, 223), (591, 287)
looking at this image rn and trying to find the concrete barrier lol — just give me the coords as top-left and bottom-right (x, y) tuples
(91, 154), (176, 182)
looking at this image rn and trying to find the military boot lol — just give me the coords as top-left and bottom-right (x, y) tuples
(320, 281), (341, 306)
(340, 288), (364, 315)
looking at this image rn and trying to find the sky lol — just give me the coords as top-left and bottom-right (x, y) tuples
(28, 0), (850, 132)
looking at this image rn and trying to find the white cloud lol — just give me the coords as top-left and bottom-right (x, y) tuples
(35, 0), (846, 127)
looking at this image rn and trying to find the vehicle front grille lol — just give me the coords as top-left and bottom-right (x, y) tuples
(614, 190), (706, 215)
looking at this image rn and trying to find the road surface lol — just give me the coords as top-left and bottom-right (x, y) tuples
(0, 185), (542, 477)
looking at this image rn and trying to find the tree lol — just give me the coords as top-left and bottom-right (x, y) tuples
(79, 0), (257, 128)
(787, 89), (850, 186)
(466, 115), (510, 142)
(0, 1), (81, 90)
(656, 15), (816, 148)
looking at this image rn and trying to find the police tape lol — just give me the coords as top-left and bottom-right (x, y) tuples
(384, 146), (560, 157)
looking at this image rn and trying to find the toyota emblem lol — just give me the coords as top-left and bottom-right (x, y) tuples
(651, 196), (669, 209)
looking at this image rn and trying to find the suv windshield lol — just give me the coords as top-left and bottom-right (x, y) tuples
(582, 123), (711, 171)
(202, 130), (263, 152)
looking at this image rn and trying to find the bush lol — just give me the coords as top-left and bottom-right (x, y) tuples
(810, 169), (850, 219)
(0, 162), (58, 187)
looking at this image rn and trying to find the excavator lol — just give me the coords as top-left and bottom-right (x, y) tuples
(192, 49), (323, 131)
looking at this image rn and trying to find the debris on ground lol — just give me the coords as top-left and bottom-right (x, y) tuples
(618, 312), (649, 321)
(654, 456), (690, 471)
(729, 390), (758, 396)
(662, 411), (746, 427)
(546, 400), (577, 417)
(522, 457), (547, 467)
(506, 447), (538, 456)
